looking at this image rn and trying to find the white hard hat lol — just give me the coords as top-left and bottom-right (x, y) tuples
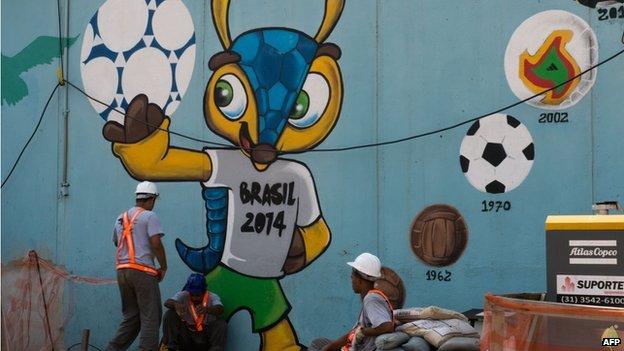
(135, 181), (159, 199)
(347, 252), (382, 279)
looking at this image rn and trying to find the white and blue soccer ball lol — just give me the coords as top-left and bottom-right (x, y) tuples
(80, 0), (196, 123)
(459, 114), (535, 194)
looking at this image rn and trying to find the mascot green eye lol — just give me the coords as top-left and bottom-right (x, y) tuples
(214, 74), (247, 120)
(289, 91), (310, 120)
(288, 73), (329, 128)
(215, 80), (233, 107)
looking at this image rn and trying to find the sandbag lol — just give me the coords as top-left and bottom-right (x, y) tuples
(375, 332), (411, 349)
(394, 306), (468, 323)
(394, 307), (424, 322)
(437, 336), (480, 351)
(401, 337), (433, 351)
(396, 318), (479, 347)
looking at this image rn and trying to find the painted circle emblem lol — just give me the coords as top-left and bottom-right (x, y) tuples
(504, 10), (598, 110)
(80, 0), (196, 122)
(410, 204), (468, 267)
(459, 114), (534, 194)
(374, 267), (406, 309)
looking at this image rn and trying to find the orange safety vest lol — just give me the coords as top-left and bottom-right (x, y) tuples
(342, 289), (395, 351)
(188, 292), (210, 332)
(115, 208), (158, 276)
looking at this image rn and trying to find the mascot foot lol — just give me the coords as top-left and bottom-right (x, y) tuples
(260, 318), (304, 351)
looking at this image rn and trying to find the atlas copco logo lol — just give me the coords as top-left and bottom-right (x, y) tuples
(570, 247), (618, 258)
(568, 240), (618, 265)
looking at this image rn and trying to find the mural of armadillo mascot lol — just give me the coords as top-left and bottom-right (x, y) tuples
(102, 0), (345, 349)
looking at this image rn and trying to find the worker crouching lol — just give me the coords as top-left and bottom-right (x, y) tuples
(162, 273), (227, 351)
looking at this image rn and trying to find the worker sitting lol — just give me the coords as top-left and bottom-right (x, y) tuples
(310, 253), (396, 351)
(162, 273), (227, 351)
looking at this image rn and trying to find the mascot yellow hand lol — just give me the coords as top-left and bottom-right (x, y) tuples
(102, 94), (211, 182)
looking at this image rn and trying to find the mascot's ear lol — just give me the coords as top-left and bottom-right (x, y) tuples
(314, 0), (345, 44)
(208, 51), (241, 71)
(315, 43), (341, 60)
(211, 0), (232, 49)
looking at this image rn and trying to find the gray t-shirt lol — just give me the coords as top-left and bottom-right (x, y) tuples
(171, 290), (223, 325)
(203, 149), (321, 278)
(112, 207), (164, 269)
(355, 292), (393, 351)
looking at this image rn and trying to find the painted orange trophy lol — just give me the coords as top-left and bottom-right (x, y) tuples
(100, 0), (345, 349)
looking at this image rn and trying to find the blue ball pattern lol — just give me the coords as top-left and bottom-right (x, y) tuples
(231, 29), (318, 145)
(82, 0), (195, 120)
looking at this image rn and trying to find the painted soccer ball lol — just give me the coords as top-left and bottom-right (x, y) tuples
(504, 10), (598, 110)
(80, 0), (196, 123)
(459, 114), (535, 194)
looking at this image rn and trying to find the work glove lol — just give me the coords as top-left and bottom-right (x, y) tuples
(354, 326), (365, 343)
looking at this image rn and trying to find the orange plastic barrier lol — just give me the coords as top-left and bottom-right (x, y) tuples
(1, 251), (116, 351)
(481, 294), (624, 351)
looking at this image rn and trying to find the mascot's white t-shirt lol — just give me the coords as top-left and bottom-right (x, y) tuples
(204, 149), (321, 278)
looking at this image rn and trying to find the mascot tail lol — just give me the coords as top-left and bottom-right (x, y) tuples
(176, 187), (228, 273)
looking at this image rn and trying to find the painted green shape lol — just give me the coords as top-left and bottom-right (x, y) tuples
(529, 46), (571, 97)
(205, 265), (289, 332)
(1, 36), (78, 106)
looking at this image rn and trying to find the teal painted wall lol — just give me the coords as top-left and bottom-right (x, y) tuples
(2, 0), (623, 349)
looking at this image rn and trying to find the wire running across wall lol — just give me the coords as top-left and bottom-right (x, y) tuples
(1, 83), (61, 188)
(4, 46), (623, 188)
(66, 342), (103, 351)
(65, 45), (624, 153)
(2, 1), (624, 188)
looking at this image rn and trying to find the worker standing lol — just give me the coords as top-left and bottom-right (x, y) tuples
(106, 181), (168, 351)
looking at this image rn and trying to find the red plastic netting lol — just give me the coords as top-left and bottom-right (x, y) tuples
(481, 293), (624, 351)
(1, 251), (116, 351)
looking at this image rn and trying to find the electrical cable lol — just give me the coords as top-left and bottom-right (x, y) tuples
(1, 83), (61, 188)
(4, 37), (621, 186)
(64, 80), (234, 149)
(312, 46), (624, 152)
(67, 342), (103, 351)
(64, 46), (624, 154)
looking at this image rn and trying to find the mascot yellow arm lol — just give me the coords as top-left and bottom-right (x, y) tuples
(112, 118), (212, 181)
(298, 217), (331, 264)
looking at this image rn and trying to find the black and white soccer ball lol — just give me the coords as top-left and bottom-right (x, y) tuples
(459, 114), (534, 194)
